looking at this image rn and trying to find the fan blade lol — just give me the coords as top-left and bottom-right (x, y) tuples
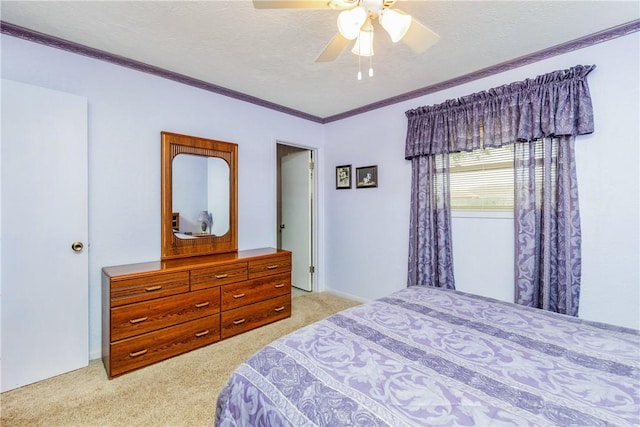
(252, 1), (331, 9)
(315, 33), (350, 62)
(401, 16), (440, 54)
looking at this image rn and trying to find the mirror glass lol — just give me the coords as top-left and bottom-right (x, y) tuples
(172, 154), (230, 238)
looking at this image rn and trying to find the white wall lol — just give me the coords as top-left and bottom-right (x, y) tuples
(1, 28), (638, 368)
(1, 35), (325, 358)
(324, 32), (639, 330)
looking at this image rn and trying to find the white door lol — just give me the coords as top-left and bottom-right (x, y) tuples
(1, 80), (89, 392)
(280, 149), (313, 291)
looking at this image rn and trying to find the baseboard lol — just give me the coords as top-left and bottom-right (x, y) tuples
(322, 288), (370, 304)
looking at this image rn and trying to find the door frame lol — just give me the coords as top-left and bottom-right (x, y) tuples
(275, 140), (317, 293)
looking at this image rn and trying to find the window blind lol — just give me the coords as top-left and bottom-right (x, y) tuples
(449, 145), (515, 211)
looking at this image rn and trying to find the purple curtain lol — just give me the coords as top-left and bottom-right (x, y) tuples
(405, 65), (595, 313)
(407, 155), (455, 288)
(514, 137), (582, 315)
(405, 65), (596, 156)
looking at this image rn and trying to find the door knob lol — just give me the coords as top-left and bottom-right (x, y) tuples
(71, 241), (84, 252)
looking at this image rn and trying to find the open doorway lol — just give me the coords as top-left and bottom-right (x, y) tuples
(276, 143), (314, 292)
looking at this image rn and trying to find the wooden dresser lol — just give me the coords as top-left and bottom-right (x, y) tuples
(102, 248), (291, 378)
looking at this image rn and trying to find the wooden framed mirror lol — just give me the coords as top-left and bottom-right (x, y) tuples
(161, 131), (238, 260)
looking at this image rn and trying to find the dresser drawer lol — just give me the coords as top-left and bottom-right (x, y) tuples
(191, 262), (248, 291)
(248, 254), (291, 279)
(109, 315), (220, 377)
(221, 273), (290, 311)
(111, 272), (189, 307)
(111, 287), (220, 341)
(221, 294), (291, 339)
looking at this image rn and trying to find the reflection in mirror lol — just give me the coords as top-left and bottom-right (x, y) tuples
(172, 154), (230, 238)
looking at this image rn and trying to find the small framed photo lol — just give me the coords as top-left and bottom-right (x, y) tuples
(336, 165), (352, 189)
(356, 165), (378, 188)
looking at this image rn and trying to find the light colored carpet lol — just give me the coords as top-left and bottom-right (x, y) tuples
(1, 292), (360, 427)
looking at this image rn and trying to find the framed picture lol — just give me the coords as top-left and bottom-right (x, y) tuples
(336, 164), (352, 189)
(356, 165), (378, 188)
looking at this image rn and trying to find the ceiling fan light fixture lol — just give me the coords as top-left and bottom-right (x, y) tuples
(337, 6), (367, 40)
(351, 25), (374, 57)
(379, 8), (412, 43)
(328, 0), (360, 10)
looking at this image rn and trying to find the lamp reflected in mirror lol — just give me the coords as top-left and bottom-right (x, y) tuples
(198, 210), (212, 234)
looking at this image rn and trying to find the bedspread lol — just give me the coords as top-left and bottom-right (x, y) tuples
(215, 286), (640, 426)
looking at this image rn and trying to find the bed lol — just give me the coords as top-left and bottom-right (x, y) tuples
(215, 286), (639, 426)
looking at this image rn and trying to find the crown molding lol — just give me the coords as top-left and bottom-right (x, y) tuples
(2, 19), (638, 124)
(323, 19), (640, 123)
(0, 21), (323, 123)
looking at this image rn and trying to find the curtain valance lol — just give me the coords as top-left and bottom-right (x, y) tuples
(405, 65), (596, 159)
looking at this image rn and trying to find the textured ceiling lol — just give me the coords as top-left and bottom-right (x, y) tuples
(1, 1), (638, 121)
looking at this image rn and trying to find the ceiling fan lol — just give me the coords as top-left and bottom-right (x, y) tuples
(252, 0), (440, 64)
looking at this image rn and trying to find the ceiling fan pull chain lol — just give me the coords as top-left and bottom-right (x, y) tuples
(358, 51), (362, 80)
(369, 35), (374, 77)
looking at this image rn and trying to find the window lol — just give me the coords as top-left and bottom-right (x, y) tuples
(448, 145), (515, 211)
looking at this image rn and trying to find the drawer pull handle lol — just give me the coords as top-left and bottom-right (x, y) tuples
(129, 349), (148, 358)
(274, 306), (286, 312)
(195, 330), (210, 337)
(195, 301), (210, 308)
(215, 274), (229, 279)
(233, 318), (246, 325)
(266, 265), (279, 270)
(274, 284), (285, 288)
(233, 293), (246, 299)
(145, 285), (162, 292)
(129, 316), (148, 324)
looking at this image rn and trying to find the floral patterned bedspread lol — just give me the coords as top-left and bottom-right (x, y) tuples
(215, 286), (639, 426)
